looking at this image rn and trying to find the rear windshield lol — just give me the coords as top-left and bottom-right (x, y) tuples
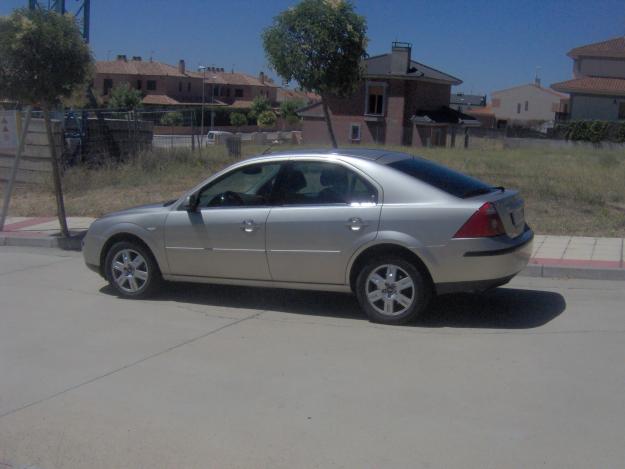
(387, 157), (493, 198)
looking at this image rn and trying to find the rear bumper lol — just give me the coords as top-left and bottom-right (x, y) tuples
(427, 228), (534, 288)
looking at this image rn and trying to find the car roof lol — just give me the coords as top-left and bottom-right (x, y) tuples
(261, 147), (414, 164)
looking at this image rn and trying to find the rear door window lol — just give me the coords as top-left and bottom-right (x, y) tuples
(387, 157), (492, 198)
(275, 161), (378, 205)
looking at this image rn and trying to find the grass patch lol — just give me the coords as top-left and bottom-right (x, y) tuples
(3, 143), (625, 237)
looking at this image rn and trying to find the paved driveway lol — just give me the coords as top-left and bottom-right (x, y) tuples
(0, 246), (624, 468)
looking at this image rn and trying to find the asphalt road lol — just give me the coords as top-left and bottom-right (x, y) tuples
(1, 245), (624, 469)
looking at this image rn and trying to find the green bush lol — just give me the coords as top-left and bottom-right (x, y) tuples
(160, 111), (184, 126)
(257, 110), (277, 128)
(229, 112), (247, 128)
(557, 120), (625, 143)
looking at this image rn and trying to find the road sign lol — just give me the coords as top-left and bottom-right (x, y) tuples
(0, 111), (18, 151)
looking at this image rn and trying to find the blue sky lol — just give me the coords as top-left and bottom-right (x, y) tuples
(2, 0), (624, 96)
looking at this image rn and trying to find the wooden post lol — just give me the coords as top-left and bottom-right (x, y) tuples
(43, 107), (70, 238)
(450, 126), (456, 148)
(0, 108), (33, 231)
(464, 127), (469, 149)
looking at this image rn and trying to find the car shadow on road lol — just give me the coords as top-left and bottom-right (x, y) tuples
(101, 282), (566, 329)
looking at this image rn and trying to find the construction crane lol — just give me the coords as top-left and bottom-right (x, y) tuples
(28, 0), (91, 43)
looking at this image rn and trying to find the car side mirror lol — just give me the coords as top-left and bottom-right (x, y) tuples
(183, 194), (198, 212)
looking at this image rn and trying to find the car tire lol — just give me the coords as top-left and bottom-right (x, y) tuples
(356, 256), (431, 325)
(105, 241), (162, 299)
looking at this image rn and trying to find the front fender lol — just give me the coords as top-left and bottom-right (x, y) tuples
(97, 222), (169, 274)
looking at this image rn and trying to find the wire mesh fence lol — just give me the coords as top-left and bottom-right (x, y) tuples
(45, 107), (302, 166)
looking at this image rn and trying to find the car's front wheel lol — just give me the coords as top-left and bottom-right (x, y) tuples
(356, 257), (431, 324)
(105, 241), (161, 298)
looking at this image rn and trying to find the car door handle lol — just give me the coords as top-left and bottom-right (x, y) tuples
(346, 217), (368, 231)
(240, 219), (259, 233)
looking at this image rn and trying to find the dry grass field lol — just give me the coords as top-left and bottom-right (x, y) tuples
(3, 143), (625, 237)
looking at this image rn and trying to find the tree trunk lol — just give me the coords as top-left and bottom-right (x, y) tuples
(321, 96), (338, 149)
(43, 107), (70, 238)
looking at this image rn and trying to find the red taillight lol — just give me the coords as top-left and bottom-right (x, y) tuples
(454, 202), (506, 238)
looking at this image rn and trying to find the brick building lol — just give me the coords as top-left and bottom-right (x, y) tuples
(298, 42), (476, 147)
(94, 55), (279, 109)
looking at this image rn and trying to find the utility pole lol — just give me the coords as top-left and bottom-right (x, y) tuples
(198, 65), (207, 148)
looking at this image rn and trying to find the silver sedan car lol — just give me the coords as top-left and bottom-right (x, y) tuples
(83, 149), (533, 324)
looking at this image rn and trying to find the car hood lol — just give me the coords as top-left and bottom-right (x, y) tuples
(100, 200), (176, 219)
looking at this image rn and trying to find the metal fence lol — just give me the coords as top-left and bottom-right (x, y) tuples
(39, 107), (302, 165)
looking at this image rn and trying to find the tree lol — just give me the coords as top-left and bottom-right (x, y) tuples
(263, 0), (367, 148)
(229, 111), (247, 128)
(108, 83), (143, 110)
(257, 110), (277, 129)
(280, 99), (305, 126)
(248, 95), (271, 122)
(160, 111), (183, 126)
(0, 8), (93, 237)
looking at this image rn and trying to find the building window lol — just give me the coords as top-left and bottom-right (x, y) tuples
(366, 82), (386, 115)
(136, 80), (142, 90)
(178, 81), (182, 92)
(147, 80), (157, 91)
(235, 88), (244, 98)
(226, 88), (231, 97)
(187, 82), (191, 92)
(517, 103), (521, 114)
(618, 102), (625, 120)
(213, 86), (219, 97)
(103, 78), (113, 95)
(350, 123), (361, 142)
(524, 101), (529, 111)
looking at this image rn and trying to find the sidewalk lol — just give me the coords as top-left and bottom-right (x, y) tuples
(1, 217), (624, 280)
(0, 216), (92, 249)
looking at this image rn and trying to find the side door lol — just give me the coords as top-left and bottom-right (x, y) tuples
(266, 160), (382, 285)
(164, 161), (282, 280)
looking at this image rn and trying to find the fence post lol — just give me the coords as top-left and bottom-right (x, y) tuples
(464, 127), (469, 149)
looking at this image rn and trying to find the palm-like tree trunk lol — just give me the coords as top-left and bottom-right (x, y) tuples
(43, 106), (70, 238)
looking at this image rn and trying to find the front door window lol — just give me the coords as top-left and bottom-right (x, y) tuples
(197, 163), (282, 208)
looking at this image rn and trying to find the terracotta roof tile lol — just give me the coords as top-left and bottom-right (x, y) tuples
(96, 60), (190, 77)
(568, 36), (625, 58)
(551, 76), (625, 96)
(141, 95), (181, 105)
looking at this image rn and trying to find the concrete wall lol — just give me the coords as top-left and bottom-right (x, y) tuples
(491, 85), (563, 122)
(569, 94), (625, 120)
(576, 57), (625, 79)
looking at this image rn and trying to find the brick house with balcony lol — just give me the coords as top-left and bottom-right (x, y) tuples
(94, 55), (279, 109)
(552, 36), (625, 120)
(298, 42), (477, 147)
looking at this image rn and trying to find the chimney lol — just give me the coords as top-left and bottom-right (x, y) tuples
(390, 41), (411, 75)
(259, 71), (265, 83)
(178, 59), (185, 75)
(116, 54), (127, 61)
(132, 56), (142, 61)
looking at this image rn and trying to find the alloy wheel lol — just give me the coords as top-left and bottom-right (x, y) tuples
(365, 264), (416, 317)
(111, 249), (149, 294)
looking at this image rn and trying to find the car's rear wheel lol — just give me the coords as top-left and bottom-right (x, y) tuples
(105, 241), (161, 298)
(356, 256), (430, 324)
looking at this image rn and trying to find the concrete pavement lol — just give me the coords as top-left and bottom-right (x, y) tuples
(0, 245), (624, 468)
